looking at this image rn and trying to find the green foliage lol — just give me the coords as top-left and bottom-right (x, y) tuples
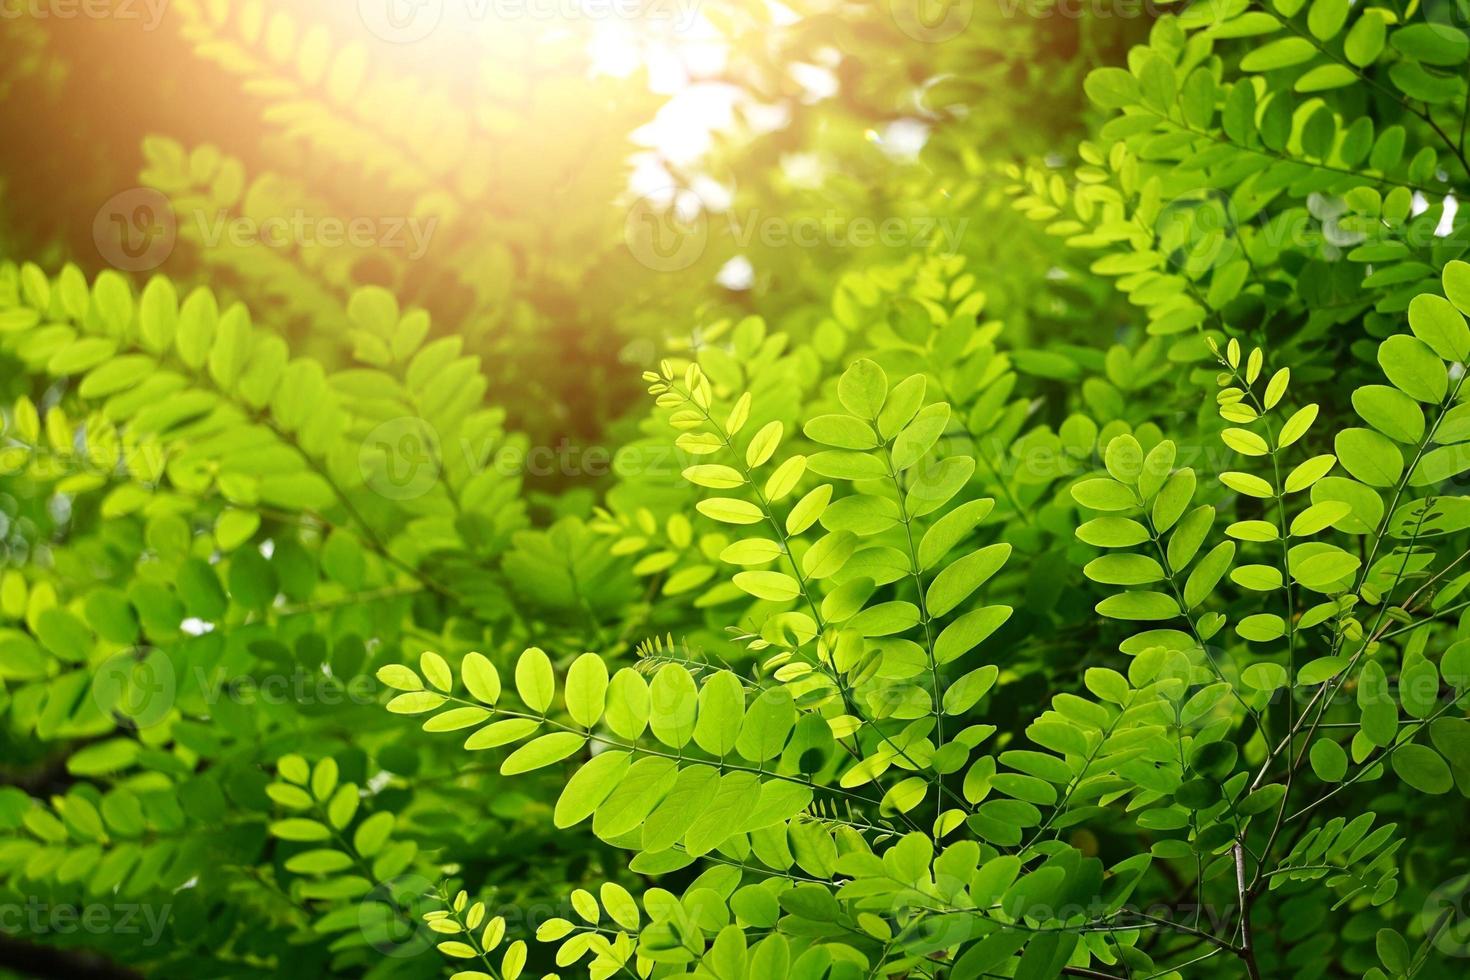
(4, 1), (1470, 978)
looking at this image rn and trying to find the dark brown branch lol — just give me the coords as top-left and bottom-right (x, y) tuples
(0, 933), (145, 980)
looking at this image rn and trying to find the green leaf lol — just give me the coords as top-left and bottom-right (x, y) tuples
(1183, 541), (1234, 609)
(878, 375), (926, 439)
(1309, 738), (1348, 781)
(1307, 0), (1348, 40)
(285, 849), (354, 874)
(1084, 67), (1141, 109)
(1290, 501), (1352, 537)
(891, 403), (950, 471)
(1167, 505), (1215, 569)
(838, 358), (887, 418)
(1392, 744), (1453, 794)
(1359, 661), (1398, 747)
(737, 688), (796, 763)
(1378, 335), (1447, 403)
(918, 498), (994, 570)
(803, 414), (878, 449)
(270, 818), (331, 842)
(565, 652), (609, 729)
(746, 421), (783, 468)
(649, 665), (698, 747)
(734, 570), (802, 601)
(464, 718), (537, 752)
(1104, 434), (1143, 485)
(1077, 518), (1149, 548)
(1335, 428), (1403, 487)
(1352, 385), (1424, 444)
(36, 608), (90, 663)
(353, 811), (395, 856)
(1291, 547), (1360, 591)
(1391, 23), (1469, 67)
(787, 484), (832, 535)
(386, 692), (446, 714)
(926, 543), (1011, 617)
(1152, 469), (1196, 531)
(1220, 471), (1274, 498)
(802, 530), (856, 580)
(906, 455), (974, 516)
(462, 652), (502, 705)
(1221, 428), (1269, 457)
(1345, 10), (1387, 66)
(1070, 477), (1137, 511)
(1278, 404), (1318, 447)
(515, 647), (555, 713)
(554, 751), (631, 829)
(312, 758), (338, 801)
(1241, 37), (1316, 71)
(1237, 614), (1286, 642)
(1284, 454), (1336, 493)
(697, 498), (765, 525)
(1084, 554), (1165, 586)
(606, 669), (649, 741)
(266, 783), (315, 810)
(1409, 293), (1470, 361)
(1400, 658), (1440, 720)
(502, 732), (586, 775)
(420, 651), (452, 692)
(683, 464), (745, 489)
(693, 670), (745, 756)
(1095, 591), (1180, 621)
(943, 665), (999, 714)
(934, 605), (1013, 663)
(722, 537), (784, 565)
(1444, 259), (1470, 314)
(423, 707), (492, 732)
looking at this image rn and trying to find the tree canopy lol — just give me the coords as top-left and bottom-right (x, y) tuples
(2, 1), (1470, 978)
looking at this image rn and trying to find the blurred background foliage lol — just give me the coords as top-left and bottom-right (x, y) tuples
(0, 0), (1141, 464)
(7, 0), (1470, 977)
